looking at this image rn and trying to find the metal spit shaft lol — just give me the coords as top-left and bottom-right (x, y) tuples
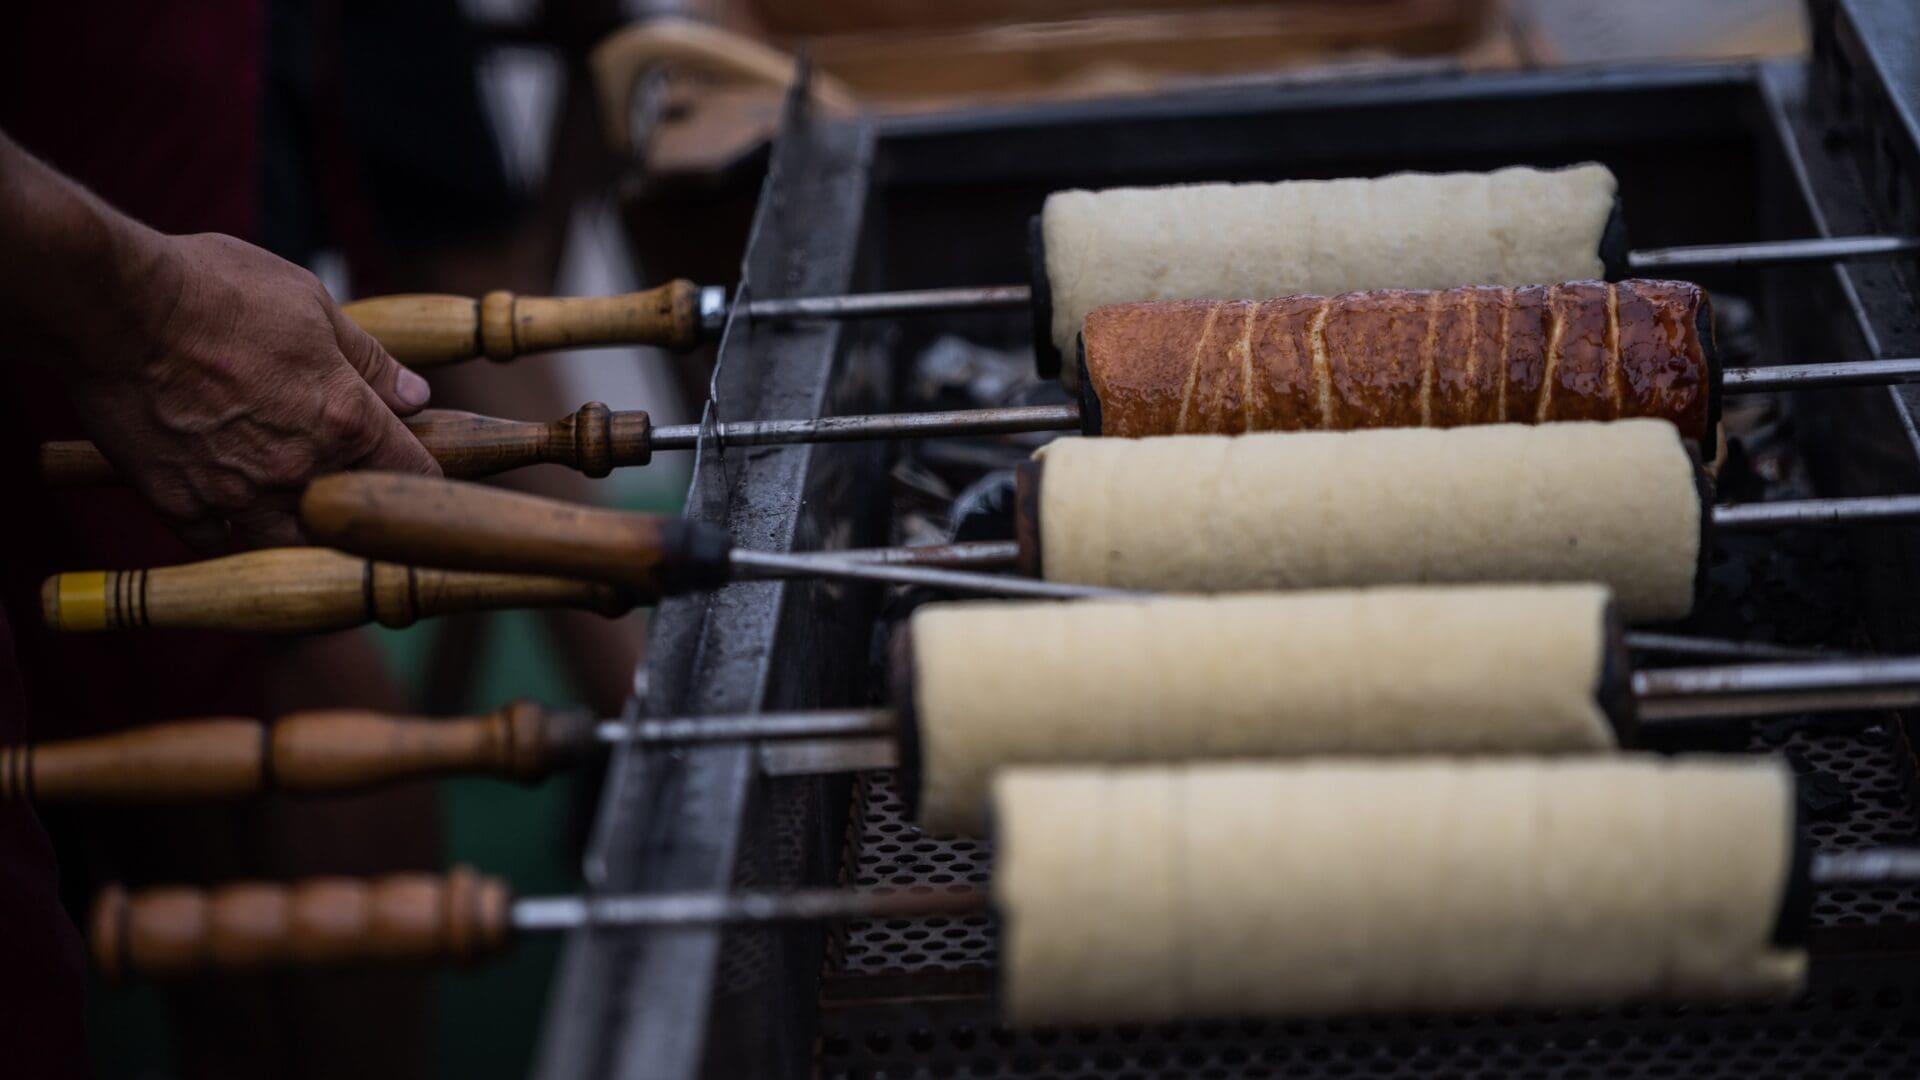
(757, 486), (1920, 600)
(1625, 235), (1920, 270)
(595, 657), (1920, 758)
(515, 845), (1920, 930)
(641, 360), (1920, 455)
(725, 236), (1920, 326)
(512, 884), (987, 932)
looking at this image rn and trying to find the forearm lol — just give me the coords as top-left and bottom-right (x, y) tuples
(0, 128), (180, 380)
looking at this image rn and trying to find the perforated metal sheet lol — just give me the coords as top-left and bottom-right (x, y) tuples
(829, 720), (1920, 983)
(817, 966), (1920, 1080)
(818, 721), (1920, 1079)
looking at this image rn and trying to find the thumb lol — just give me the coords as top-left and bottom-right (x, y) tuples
(333, 306), (433, 417)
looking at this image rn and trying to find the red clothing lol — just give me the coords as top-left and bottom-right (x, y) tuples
(0, 4), (268, 1074)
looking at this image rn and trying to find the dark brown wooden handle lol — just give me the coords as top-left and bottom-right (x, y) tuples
(0, 701), (598, 803)
(39, 402), (654, 488)
(340, 280), (705, 367)
(90, 868), (512, 980)
(300, 473), (732, 597)
(39, 548), (635, 634)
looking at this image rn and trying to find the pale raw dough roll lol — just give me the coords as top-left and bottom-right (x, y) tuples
(1041, 164), (1619, 379)
(1035, 419), (1702, 621)
(993, 757), (1806, 1025)
(910, 584), (1617, 836)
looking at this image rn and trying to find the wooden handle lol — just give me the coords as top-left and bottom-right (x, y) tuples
(0, 700), (598, 803)
(90, 867), (512, 980)
(39, 403), (655, 487)
(300, 473), (732, 597)
(40, 548), (635, 634)
(341, 281), (706, 367)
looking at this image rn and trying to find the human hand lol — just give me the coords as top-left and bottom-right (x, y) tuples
(60, 233), (442, 551)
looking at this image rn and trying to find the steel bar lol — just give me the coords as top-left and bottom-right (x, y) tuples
(1620, 632), (1834, 662)
(518, 847), (1920, 931)
(728, 548), (1134, 599)
(594, 658), (1920, 756)
(1723, 357), (1920, 392)
(712, 237), (1919, 326)
(1810, 848), (1920, 886)
(1633, 657), (1920, 722)
(636, 357), (1920, 458)
(742, 285), (1033, 323)
(1627, 235), (1920, 270)
(512, 885), (987, 932)
(597, 709), (897, 746)
(1712, 495), (1920, 530)
(648, 403), (1079, 453)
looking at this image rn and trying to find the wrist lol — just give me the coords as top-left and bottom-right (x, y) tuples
(61, 214), (186, 385)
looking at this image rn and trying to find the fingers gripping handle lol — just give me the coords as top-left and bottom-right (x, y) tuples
(90, 868), (513, 980)
(40, 402), (654, 487)
(300, 473), (733, 598)
(341, 281), (706, 367)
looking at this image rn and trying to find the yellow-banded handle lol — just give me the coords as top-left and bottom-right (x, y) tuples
(91, 868), (512, 980)
(342, 281), (708, 367)
(40, 548), (636, 634)
(44, 570), (111, 631)
(0, 700), (598, 803)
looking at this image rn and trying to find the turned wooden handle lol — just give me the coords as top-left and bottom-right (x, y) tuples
(39, 402), (655, 488)
(300, 473), (733, 597)
(341, 281), (707, 367)
(0, 700), (598, 803)
(40, 548), (635, 634)
(90, 867), (512, 980)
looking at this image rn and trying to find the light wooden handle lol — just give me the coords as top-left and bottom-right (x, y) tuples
(0, 701), (597, 803)
(300, 473), (732, 597)
(90, 867), (512, 980)
(40, 548), (635, 634)
(39, 402), (655, 488)
(341, 281), (707, 367)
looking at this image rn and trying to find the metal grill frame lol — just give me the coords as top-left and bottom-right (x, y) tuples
(536, 3), (1920, 1075)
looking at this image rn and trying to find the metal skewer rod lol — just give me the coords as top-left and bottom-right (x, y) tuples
(1811, 848), (1920, 885)
(1631, 657), (1920, 722)
(512, 883), (987, 932)
(1618, 633), (1833, 662)
(512, 843), (1920, 929)
(1626, 235), (1920, 271)
(773, 481), (1920, 601)
(87, 849), (1920, 982)
(637, 355), (1920, 455)
(646, 402), (1081, 452)
(45, 359), (1920, 491)
(644, 357), (1920, 452)
(1711, 495), (1920, 530)
(595, 657), (1920, 757)
(742, 285), (1034, 323)
(1722, 357), (1920, 392)
(727, 548), (1135, 600)
(726, 238), (1920, 324)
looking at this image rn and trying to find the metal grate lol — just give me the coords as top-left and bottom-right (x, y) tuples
(835, 772), (997, 979)
(817, 966), (1920, 1080)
